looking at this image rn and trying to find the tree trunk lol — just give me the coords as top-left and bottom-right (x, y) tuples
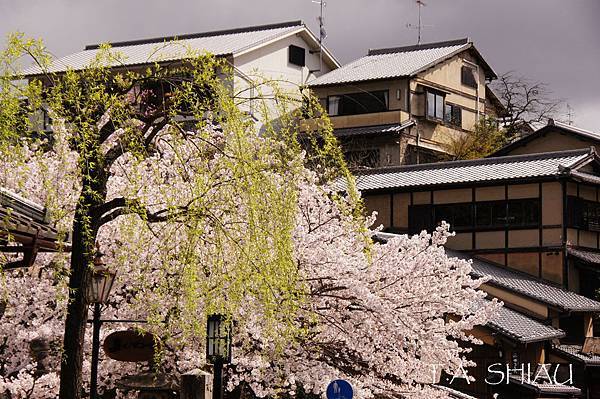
(59, 166), (107, 399)
(58, 209), (95, 399)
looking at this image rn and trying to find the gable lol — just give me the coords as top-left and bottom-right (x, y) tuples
(502, 129), (600, 156)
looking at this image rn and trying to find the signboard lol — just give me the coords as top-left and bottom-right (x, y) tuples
(103, 330), (156, 362)
(326, 380), (353, 399)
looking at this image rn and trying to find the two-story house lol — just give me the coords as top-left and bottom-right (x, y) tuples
(307, 38), (506, 168)
(22, 21), (340, 126)
(356, 148), (600, 397)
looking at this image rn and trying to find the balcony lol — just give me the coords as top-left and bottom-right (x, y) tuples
(328, 110), (410, 129)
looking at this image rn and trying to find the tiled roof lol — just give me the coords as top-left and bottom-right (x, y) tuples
(372, 235), (565, 344)
(308, 38), (496, 87)
(0, 187), (60, 255)
(508, 374), (581, 395)
(567, 247), (600, 265)
(493, 119), (600, 156)
(461, 252), (600, 312)
(23, 21), (336, 76)
(554, 344), (600, 365)
(433, 385), (477, 399)
(333, 120), (415, 138)
(352, 148), (593, 192)
(487, 302), (564, 343)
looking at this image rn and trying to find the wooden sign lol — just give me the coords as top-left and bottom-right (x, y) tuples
(103, 330), (156, 362)
(582, 337), (600, 356)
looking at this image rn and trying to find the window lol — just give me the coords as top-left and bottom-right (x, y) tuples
(408, 205), (433, 234)
(426, 91), (444, 120)
(435, 204), (473, 230)
(507, 200), (539, 226)
(444, 104), (462, 127)
(344, 149), (380, 168)
(461, 65), (477, 88)
(567, 196), (600, 232)
(288, 45), (306, 67)
(327, 91), (389, 116)
(408, 198), (540, 233)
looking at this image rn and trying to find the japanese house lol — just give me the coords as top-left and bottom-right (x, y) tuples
(22, 21), (340, 125)
(307, 38), (507, 168)
(360, 148), (600, 398)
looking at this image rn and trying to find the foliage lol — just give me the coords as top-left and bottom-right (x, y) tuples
(444, 116), (508, 160)
(0, 33), (497, 399)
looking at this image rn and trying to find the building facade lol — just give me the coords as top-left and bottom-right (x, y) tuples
(307, 38), (506, 168)
(360, 148), (600, 398)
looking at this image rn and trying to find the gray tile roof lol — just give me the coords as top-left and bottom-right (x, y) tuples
(567, 247), (600, 265)
(0, 187), (59, 254)
(373, 234), (566, 344)
(459, 251), (600, 312)
(508, 374), (582, 395)
(554, 344), (600, 365)
(308, 38), (494, 87)
(352, 148), (593, 192)
(433, 385), (477, 399)
(333, 120), (415, 138)
(493, 119), (600, 156)
(23, 21), (334, 76)
(487, 302), (564, 343)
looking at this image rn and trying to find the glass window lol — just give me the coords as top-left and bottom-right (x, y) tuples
(426, 91), (445, 120)
(476, 202), (507, 227)
(409, 205), (433, 234)
(328, 96), (340, 116)
(435, 94), (444, 119)
(327, 91), (389, 116)
(427, 92), (435, 118)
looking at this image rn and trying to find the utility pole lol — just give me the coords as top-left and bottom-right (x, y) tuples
(312, 0), (327, 72)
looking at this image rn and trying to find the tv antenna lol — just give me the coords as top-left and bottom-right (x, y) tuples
(406, 0), (432, 45)
(312, 0), (327, 72)
(566, 103), (575, 125)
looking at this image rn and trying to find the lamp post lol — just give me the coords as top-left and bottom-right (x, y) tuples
(84, 245), (116, 399)
(206, 314), (232, 399)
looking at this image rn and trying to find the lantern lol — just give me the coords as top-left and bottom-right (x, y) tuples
(206, 314), (232, 363)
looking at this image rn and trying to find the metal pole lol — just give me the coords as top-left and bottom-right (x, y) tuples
(212, 358), (224, 399)
(90, 303), (101, 399)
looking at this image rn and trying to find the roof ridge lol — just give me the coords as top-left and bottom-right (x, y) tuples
(355, 148), (592, 176)
(367, 38), (470, 56)
(550, 118), (598, 136)
(84, 20), (303, 50)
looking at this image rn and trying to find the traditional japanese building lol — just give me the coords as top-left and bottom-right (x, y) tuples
(22, 21), (340, 126)
(361, 148), (600, 398)
(0, 187), (62, 269)
(307, 38), (507, 168)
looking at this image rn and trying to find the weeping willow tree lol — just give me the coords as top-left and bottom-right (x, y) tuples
(0, 34), (356, 398)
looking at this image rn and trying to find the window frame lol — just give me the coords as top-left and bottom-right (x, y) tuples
(425, 89), (445, 121)
(327, 90), (390, 117)
(288, 45), (306, 67)
(408, 198), (541, 234)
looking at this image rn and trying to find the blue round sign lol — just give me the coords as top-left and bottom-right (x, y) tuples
(326, 380), (353, 399)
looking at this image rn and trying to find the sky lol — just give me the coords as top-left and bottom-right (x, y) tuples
(1, 0), (598, 131)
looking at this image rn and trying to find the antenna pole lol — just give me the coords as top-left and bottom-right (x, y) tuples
(418, 0), (422, 44)
(312, 0), (326, 72)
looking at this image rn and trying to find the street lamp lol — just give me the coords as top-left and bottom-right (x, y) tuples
(206, 314), (232, 399)
(85, 245), (116, 399)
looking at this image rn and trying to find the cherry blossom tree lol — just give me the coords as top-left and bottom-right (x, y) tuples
(0, 34), (498, 399)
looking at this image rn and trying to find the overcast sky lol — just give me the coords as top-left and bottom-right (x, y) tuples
(1, 0), (598, 130)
